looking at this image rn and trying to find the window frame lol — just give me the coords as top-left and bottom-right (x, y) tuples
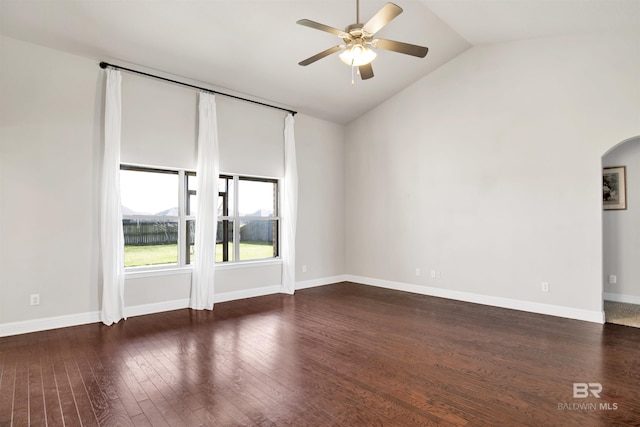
(120, 164), (183, 270)
(219, 175), (280, 263)
(120, 164), (281, 273)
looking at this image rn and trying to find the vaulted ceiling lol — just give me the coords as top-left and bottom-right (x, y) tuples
(1, 0), (638, 124)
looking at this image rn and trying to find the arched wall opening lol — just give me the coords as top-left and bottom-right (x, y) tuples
(602, 135), (640, 312)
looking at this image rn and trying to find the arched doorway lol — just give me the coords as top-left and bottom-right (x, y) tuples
(602, 136), (640, 327)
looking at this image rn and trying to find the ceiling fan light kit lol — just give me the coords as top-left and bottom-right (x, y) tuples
(339, 44), (377, 66)
(297, 0), (429, 82)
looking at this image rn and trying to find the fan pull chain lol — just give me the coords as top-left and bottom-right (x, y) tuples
(351, 58), (356, 85)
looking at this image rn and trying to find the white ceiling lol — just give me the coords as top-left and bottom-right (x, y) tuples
(1, 0), (638, 124)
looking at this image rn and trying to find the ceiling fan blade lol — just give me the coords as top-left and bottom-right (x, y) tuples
(362, 3), (403, 35)
(297, 19), (349, 39)
(359, 63), (374, 80)
(374, 38), (428, 58)
(298, 45), (343, 66)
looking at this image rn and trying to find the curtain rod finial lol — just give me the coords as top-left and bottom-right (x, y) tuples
(99, 62), (108, 69)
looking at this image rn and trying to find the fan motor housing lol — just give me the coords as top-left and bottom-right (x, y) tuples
(345, 23), (371, 40)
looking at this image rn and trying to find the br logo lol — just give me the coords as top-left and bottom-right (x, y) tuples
(573, 383), (602, 398)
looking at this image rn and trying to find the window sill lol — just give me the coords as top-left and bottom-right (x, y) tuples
(125, 266), (192, 280)
(216, 258), (283, 271)
(125, 258), (283, 279)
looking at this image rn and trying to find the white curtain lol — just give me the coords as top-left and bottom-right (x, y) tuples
(190, 93), (219, 310)
(281, 113), (298, 294)
(101, 68), (126, 325)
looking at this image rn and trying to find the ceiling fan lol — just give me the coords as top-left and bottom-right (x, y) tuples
(296, 0), (429, 81)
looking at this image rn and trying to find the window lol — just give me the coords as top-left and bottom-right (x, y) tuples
(188, 175), (279, 263)
(120, 166), (180, 268)
(228, 176), (279, 262)
(120, 164), (279, 270)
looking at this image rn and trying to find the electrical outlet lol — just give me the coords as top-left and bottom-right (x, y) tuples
(436, 271), (442, 279)
(541, 282), (549, 293)
(30, 294), (40, 306)
(415, 268), (421, 276)
(608, 275), (617, 284)
(431, 270), (436, 278)
(302, 265), (307, 273)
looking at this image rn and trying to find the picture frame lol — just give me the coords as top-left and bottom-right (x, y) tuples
(603, 166), (627, 210)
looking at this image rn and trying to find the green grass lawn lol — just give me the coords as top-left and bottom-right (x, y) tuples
(124, 242), (275, 267)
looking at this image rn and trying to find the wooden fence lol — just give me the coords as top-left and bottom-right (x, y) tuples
(123, 219), (275, 246)
(123, 220), (178, 246)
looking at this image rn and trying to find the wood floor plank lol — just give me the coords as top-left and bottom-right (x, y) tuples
(39, 345), (65, 427)
(50, 337), (83, 427)
(0, 352), (16, 426)
(124, 345), (202, 426)
(62, 342), (100, 427)
(130, 412), (153, 427)
(12, 352), (29, 427)
(28, 349), (47, 426)
(78, 350), (135, 427)
(1, 282), (640, 426)
(93, 351), (143, 419)
(137, 398), (171, 427)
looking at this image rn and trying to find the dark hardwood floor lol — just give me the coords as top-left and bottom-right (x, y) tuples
(1, 282), (639, 426)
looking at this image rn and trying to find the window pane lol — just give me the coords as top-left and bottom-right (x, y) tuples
(121, 169), (178, 216)
(218, 176), (233, 217)
(239, 179), (276, 217)
(188, 193), (197, 216)
(123, 219), (178, 267)
(216, 220), (234, 262)
(188, 176), (234, 217)
(188, 220), (235, 263)
(186, 220), (195, 264)
(187, 173), (197, 192)
(187, 173), (197, 216)
(239, 220), (277, 261)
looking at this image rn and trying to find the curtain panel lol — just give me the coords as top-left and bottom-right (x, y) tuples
(189, 92), (219, 310)
(101, 68), (126, 325)
(281, 113), (298, 294)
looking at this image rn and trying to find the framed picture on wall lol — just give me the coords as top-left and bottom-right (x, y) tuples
(603, 166), (627, 210)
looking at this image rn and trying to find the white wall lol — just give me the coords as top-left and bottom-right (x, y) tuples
(295, 114), (346, 281)
(603, 137), (640, 301)
(345, 33), (640, 319)
(1, 36), (103, 324)
(0, 36), (346, 330)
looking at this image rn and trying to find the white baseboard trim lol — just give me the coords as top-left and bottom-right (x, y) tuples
(0, 311), (101, 338)
(603, 292), (640, 305)
(216, 285), (282, 303)
(296, 275), (348, 290)
(1, 282), (302, 338)
(0, 299), (195, 338)
(124, 298), (190, 318)
(2, 274), (605, 337)
(345, 275), (605, 324)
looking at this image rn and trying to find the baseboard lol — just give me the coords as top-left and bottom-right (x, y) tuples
(603, 292), (640, 305)
(0, 311), (101, 338)
(345, 275), (605, 324)
(0, 278), (345, 337)
(296, 275), (348, 290)
(4, 274), (602, 337)
(0, 299), (193, 338)
(216, 285), (282, 303)
(124, 298), (190, 318)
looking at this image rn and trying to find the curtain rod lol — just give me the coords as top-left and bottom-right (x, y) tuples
(99, 61), (297, 116)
